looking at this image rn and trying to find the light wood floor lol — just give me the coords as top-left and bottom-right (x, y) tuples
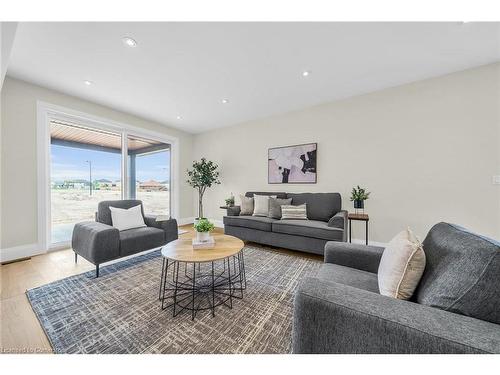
(0, 225), (319, 353)
(0, 225), (198, 353)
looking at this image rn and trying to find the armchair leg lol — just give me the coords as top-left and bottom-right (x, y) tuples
(75, 252), (78, 264)
(96, 264), (99, 278)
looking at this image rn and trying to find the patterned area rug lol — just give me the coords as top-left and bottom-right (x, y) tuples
(26, 245), (322, 354)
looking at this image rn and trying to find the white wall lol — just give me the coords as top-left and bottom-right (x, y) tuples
(0, 22), (18, 89)
(193, 63), (500, 243)
(1, 77), (194, 250)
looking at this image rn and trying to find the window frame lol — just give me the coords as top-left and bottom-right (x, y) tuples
(37, 101), (179, 252)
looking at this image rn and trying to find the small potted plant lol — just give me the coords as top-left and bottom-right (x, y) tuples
(350, 185), (370, 212)
(225, 193), (235, 207)
(193, 218), (215, 242)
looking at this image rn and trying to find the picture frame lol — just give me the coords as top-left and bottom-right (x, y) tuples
(268, 142), (317, 184)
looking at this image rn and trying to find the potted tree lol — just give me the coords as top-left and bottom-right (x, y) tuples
(193, 218), (215, 242)
(350, 185), (371, 213)
(187, 157), (221, 222)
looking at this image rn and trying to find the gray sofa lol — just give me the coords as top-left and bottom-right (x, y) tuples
(223, 192), (347, 255)
(292, 222), (500, 353)
(72, 200), (178, 277)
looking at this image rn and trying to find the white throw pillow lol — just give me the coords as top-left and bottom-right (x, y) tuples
(252, 195), (276, 217)
(109, 205), (147, 231)
(377, 228), (426, 300)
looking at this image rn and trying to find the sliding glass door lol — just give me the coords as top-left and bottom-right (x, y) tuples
(127, 135), (171, 217)
(49, 121), (171, 246)
(50, 121), (122, 244)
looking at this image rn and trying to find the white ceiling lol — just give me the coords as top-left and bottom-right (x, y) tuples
(7, 22), (500, 134)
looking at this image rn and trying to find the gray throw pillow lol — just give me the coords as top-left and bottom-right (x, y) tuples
(268, 197), (292, 219)
(239, 195), (254, 216)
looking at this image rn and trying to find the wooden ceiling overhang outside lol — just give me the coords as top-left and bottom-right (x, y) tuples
(50, 121), (169, 155)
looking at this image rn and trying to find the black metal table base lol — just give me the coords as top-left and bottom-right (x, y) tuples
(158, 251), (246, 320)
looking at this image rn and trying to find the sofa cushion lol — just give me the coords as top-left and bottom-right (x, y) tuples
(239, 195), (254, 216)
(272, 220), (343, 241)
(316, 263), (379, 293)
(253, 194), (276, 217)
(98, 200), (144, 226)
(109, 204), (146, 231)
(414, 222), (500, 324)
(281, 204), (308, 220)
(378, 228), (426, 300)
(286, 193), (341, 222)
(119, 227), (165, 256)
(268, 197), (292, 219)
(223, 215), (276, 232)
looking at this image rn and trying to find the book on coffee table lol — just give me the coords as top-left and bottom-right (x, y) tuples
(192, 236), (215, 250)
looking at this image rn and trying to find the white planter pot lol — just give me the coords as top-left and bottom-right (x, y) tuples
(196, 231), (210, 242)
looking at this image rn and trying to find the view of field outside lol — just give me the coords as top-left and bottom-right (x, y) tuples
(51, 139), (170, 244)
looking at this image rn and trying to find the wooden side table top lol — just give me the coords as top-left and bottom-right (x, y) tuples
(161, 234), (244, 263)
(348, 213), (369, 221)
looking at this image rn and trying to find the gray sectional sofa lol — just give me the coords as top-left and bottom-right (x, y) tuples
(223, 191), (347, 255)
(72, 200), (178, 277)
(292, 222), (500, 353)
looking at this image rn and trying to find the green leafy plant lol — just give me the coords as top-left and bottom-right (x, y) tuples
(194, 218), (215, 233)
(225, 194), (235, 207)
(187, 158), (221, 219)
(350, 185), (371, 202)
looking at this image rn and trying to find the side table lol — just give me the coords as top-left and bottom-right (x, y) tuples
(348, 213), (369, 245)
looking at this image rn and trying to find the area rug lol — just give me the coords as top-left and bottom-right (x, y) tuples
(26, 245), (322, 354)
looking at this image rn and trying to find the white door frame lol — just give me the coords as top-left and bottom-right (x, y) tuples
(37, 101), (180, 253)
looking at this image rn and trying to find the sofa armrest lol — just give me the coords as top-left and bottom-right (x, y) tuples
(293, 277), (500, 354)
(226, 206), (241, 216)
(144, 215), (179, 243)
(327, 210), (347, 229)
(324, 241), (384, 273)
(72, 221), (120, 265)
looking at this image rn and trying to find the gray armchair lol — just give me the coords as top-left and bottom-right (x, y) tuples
(292, 222), (500, 353)
(72, 200), (178, 277)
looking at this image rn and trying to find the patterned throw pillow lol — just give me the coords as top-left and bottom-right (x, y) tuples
(239, 195), (254, 216)
(268, 197), (293, 219)
(281, 204), (308, 220)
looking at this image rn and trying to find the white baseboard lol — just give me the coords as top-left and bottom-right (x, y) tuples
(177, 217), (195, 226)
(210, 219), (224, 229)
(0, 243), (43, 263)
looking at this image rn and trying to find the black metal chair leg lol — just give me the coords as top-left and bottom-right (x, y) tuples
(75, 252), (78, 263)
(96, 264), (99, 278)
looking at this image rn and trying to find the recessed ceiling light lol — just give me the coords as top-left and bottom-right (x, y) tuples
(221, 99), (229, 104)
(176, 115), (182, 120)
(122, 37), (137, 47)
(302, 70), (311, 77)
(84, 80), (93, 86)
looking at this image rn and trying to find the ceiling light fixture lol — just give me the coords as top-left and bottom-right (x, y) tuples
(176, 115), (182, 120)
(221, 98), (229, 104)
(122, 37), (137, 47)
(302, 70), (311, 77)
(84, 80), (93, 86)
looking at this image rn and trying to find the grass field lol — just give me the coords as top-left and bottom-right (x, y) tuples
(51, 189), (169, 243)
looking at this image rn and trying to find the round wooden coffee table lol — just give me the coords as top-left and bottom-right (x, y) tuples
(158, 234), (246, 320)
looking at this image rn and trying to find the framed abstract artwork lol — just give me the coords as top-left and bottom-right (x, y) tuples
(268, 142), (317, 184)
